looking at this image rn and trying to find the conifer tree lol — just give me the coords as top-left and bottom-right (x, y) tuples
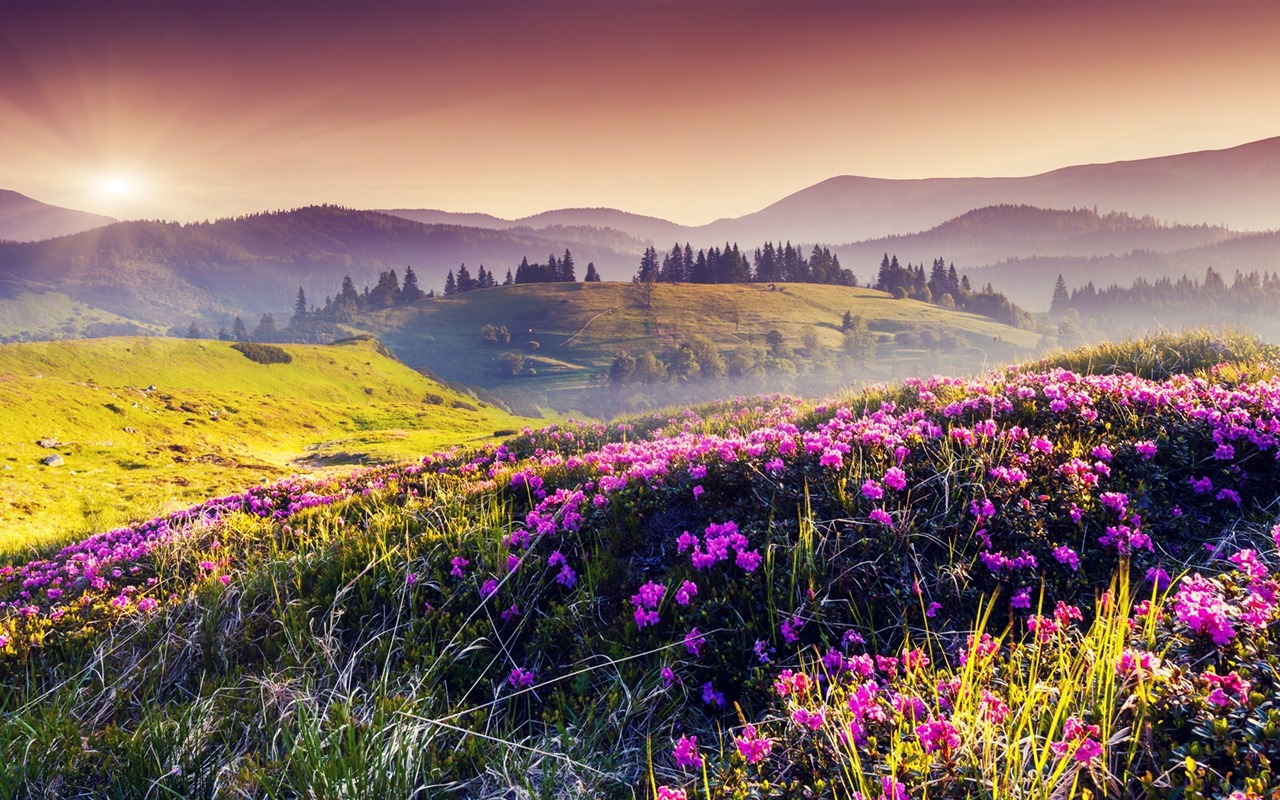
(560, 249), (576, 282)
(444, 270), (457, 295)
(232, 316), (248, 341)
(400, 266), (425, 303)
(504, 268), (514, 285)
(584, 262), (600, 282)
(1050, 274), (1070, 315)
(252, 313), (277, 342)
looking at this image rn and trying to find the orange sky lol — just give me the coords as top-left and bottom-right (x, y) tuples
(3, 0), (1279, 224)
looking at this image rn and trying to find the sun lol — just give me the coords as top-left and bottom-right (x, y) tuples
(98, 175), (136, 198)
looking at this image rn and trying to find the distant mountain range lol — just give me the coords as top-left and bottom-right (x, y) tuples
(383, 137), (1280, 246)
(0, 206), (639, 326)
(3, 136), (1280, 334)
(832, 205), (1241, 282)
(0, 190), (116, 242)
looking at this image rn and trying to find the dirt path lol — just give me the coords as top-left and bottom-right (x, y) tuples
(555, 304), (621, 350)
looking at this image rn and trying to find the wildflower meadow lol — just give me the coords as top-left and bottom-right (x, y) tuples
(3, 332), (1280, 798)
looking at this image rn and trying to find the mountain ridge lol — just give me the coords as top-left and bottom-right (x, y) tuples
(0, 190), (117, 242)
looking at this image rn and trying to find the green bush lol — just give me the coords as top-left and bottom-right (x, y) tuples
(230, 342), (292, 365)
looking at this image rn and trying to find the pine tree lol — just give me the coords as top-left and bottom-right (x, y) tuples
(186, 321), (201, 339)
(400, 266), (425, 303)
(444, 270), (457, 295)
(340, 275), (359, 305)
(584, 262), (600, 282)
(456, 264), (474, 291)
(841, 310), (854, 331)
(252, 313), (277, 342)
(232, 316), (248, 341)
(291, 287), (309, 328)
(634, 247), (659, 283)
(217, 327), (230, 341)
(1050, 274), (1070, 315)
(560, 249), (576, 282)
(504, 268), (514, 285)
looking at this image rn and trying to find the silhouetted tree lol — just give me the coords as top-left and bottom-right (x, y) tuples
(400, 266), (425, 303)
(232, 316), (248, 341)
(584, 262), (601, 282)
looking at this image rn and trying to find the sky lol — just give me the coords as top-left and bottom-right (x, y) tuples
(3, 0), (1280, 225)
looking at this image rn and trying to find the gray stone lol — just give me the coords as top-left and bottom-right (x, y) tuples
(42, 454), (64, 467)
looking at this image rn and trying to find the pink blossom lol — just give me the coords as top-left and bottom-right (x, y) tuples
(673, 734), (703, 770)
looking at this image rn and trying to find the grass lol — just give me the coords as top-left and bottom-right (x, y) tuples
(3, 331), (1280, 798)
(0, 335), (541, 557)
(363, 282), (1041, 405)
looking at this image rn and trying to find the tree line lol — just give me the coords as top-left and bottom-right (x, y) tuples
(633, 242), (856, 286)
(1051, 267), (1280, 331)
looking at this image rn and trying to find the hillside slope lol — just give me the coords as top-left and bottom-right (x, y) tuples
(0, 206), (639, 330)
(0, 336), (536, 554)
(359, 281), (1041, 410)
(0, 189), (115, 242)
(4, 333), (1280, 798)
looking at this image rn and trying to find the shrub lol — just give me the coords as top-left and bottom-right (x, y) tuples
(230, 342), (292, 364)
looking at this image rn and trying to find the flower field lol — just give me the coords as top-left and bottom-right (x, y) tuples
(3, 332), (1280, 798)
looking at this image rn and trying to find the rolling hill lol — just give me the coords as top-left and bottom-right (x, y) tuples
(0, 190), (115, 242)
(0, 335), (537, 555)
(355, 281), (1041, 413)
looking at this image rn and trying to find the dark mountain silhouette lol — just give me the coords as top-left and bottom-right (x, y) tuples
(833, 205), (1240, 271)
(0, 206), (636, 325)
(0, 190), (116, 242)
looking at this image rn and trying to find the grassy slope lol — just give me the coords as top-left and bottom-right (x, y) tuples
(5, 332), (1279, 798)
(367, 281), (1041, 400)
(0, 290), (161, 340)
(0, 336), (536, 556)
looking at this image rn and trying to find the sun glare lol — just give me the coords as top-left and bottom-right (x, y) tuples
(99, 175), (135, 197)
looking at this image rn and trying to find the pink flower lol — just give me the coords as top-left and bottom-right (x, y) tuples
(735, 724), (773, 764)
(735, 549), (762, 572)
(861, 479), (884, 500)
(508, 667), (535, 689)
(656, 788), (687, 800)
(673, 734), (703, 770)
(450, 556), (469, 578)
(683, 627), (706, 656)
(883, 467), (907, 491)
(792, 707), (825, 730)
(916, 718), (960, 754)
(675, 580), (698, 605)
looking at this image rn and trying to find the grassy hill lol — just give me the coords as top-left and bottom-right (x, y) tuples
(0, 335), (537, 556)
(363, 281), (1041, 411)
(3, 331), (1280, 798)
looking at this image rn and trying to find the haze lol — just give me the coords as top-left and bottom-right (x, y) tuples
(3, 0), (1279, 224)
